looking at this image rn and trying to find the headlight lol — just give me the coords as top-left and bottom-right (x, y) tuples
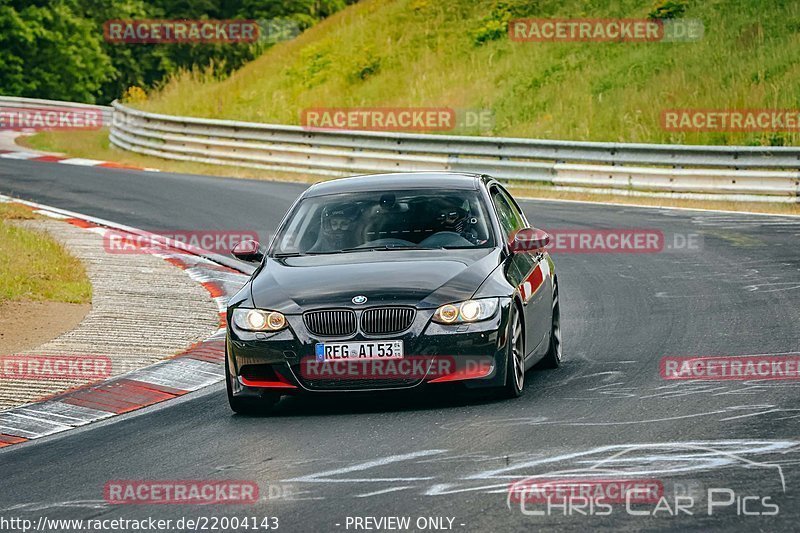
(433, 298), (499, 324)
(232, 308), (287, 331)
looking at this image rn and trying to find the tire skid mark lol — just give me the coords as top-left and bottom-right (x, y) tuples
(235, 441), (800, 501)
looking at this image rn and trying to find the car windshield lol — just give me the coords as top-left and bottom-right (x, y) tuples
(271, 189), (495, 255)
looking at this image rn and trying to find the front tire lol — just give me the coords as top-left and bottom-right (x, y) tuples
(225, 352), (280, 415)
(498, 304), (525, 398)
(538, 282), (562, 369)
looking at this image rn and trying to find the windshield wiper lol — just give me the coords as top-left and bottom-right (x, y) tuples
(276, 245), (474, 257)
(273, 250), (351, 257)
(339, 245), (436, 253)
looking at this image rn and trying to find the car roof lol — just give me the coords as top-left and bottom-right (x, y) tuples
(304, 172), (485, 197)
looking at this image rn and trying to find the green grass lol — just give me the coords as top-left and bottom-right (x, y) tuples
(132, 0), (800, 146)
(0, 203), (92, 304)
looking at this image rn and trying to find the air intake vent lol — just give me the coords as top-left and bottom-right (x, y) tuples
(303, 309), (357, 337)
(361, 307), (416, 335)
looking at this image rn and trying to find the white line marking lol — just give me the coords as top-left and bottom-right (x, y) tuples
(284, 450), (446, 483)
(517, 195), (800, 218)
(0, 151), (40, 160)
(57, 158), (103, 166)
(32, 209), (70, 219)
(355, 486), (412, 498)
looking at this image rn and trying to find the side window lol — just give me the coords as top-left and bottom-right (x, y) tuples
(490, 186), (524, 241)
(501, 186), (528, 227)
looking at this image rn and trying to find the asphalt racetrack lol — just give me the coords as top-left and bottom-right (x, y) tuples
(1, 160), (799, 531)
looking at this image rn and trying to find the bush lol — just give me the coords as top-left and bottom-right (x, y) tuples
(648, 0), (689, 20)
(471, 2), (513, 46)
(121, 86), (147, 104)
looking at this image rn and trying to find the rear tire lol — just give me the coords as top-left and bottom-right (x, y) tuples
(538, 282), (562, 369)
(498, 305), (525, 399)
(225, 352), (280, 415)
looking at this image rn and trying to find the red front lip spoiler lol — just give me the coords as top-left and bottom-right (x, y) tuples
(239, 376), (298, 389)
(239, 358), (495, 388)
(427, 362), (495, 383)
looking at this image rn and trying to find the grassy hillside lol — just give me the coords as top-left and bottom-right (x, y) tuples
(136, 0), (800, 146)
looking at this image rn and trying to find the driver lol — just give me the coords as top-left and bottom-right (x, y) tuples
(310, 204), (360, 252)
(422, 199), (483, 247)
(434, 197), (472, 236)
(438, 207), (467, 233)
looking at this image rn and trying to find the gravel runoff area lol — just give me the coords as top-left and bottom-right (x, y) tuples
(0, 217), (221, 410)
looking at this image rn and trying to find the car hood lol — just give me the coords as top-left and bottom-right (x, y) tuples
(251, 248), (501, 313)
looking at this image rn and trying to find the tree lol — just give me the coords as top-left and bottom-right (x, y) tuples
(0, 0), (112, 102)
(0, 0), (357, 103)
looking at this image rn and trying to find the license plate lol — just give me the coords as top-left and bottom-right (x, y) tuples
(315, 341), (404, 362)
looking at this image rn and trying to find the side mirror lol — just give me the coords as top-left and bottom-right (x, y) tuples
(231, 240), (264, 263)
(508, 227), (550, 254)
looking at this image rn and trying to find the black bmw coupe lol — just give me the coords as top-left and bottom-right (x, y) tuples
(225, 172), (561, 413)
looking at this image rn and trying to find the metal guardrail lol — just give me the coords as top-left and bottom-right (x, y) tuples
(109, 101), (799, 202)
(1, 96), (797, 202)
(0, 96), (112, 126)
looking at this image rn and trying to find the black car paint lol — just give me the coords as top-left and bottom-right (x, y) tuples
(225, 172), (556, 398)
(250, 248), (499, 311)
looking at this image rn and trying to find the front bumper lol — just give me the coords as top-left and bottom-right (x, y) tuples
(226, 300), (512, 396)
